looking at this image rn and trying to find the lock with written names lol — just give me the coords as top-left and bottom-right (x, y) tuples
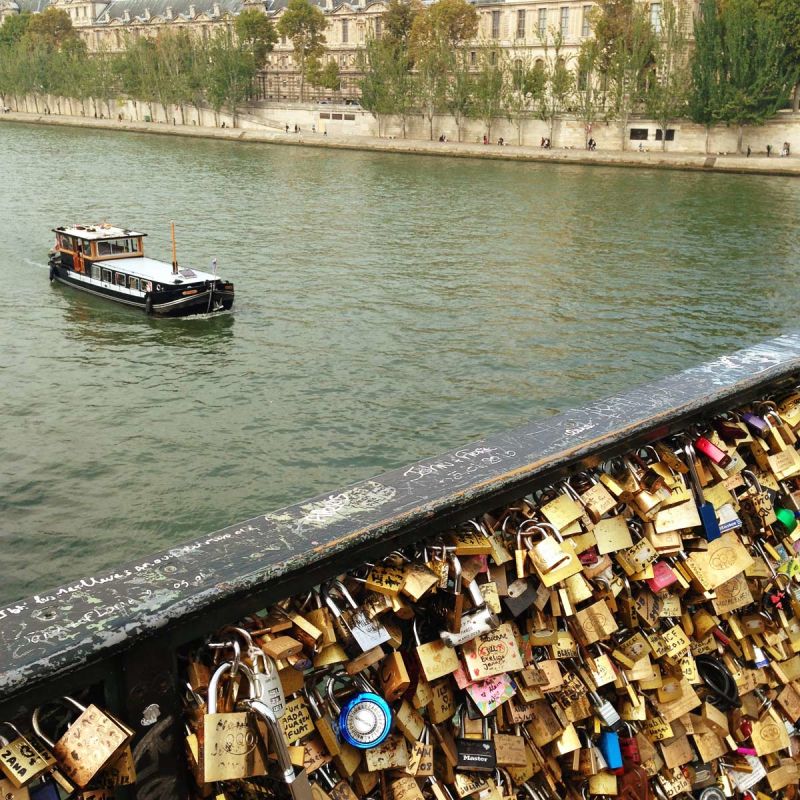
(0, 723), (56, 789)
(439, 578), (500, 647)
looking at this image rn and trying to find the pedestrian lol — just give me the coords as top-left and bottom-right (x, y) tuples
(767, 144), (772, 157)
(746, 145), (751, 158)
(312, 124), (316, 133)
(295, 124), (299, 133)
(285, 123), (289, 133)
(483, 134), (488, 145)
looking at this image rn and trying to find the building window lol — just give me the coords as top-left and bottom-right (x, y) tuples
(341, 19), (348, 43)
(469, 50), (476, 66)
(491, 10), (500, 38)
(629, 128), (648, 140)
(374, 17), (382, 38)
(516, 9), (525, 39)
(655, 129), (675, 141)
(582, 5), (591, 36)
(538, 8), (547, 37)
(650, 2), (661, 32)
(560, 7), (569, 36)
(490, 49), (497, 65)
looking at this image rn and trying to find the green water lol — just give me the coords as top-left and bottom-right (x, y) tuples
(2, 121), (799, 604)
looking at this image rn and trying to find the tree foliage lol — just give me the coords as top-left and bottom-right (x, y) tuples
(277, 0), (327, 101)
(235, 7), (277, 68)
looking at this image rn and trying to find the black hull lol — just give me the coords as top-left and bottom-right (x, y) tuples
(50, 264), (234, 318)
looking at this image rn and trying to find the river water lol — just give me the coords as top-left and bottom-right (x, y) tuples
(2, 121), (799, 604)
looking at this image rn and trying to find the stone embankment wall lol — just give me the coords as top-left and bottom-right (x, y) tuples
(5, 92), (800, 155)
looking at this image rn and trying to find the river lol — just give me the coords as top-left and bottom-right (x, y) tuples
(2, 120), (799, 604)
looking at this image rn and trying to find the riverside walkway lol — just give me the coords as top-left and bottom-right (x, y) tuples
(4, 110), (800, 177)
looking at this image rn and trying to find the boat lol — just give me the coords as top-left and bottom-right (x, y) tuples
(48, 223), (234, 317)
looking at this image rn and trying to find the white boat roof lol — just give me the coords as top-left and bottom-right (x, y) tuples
(54, 224), (146, 240)
(94, 256), (218, 283)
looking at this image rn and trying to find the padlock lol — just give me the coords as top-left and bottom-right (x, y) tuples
(0, 723), (56, 788)
(325, 673), (391, 750)
(243, 698), (313, 800)
(324, 581), (390, 656)
(684, 442), (722, 541)
(405, 725), (433, 777)
(30, 698), (132, 789)
(439, 579), (500, 647)
(454, 709), (496, 773)
(201, 660), (267, 782)
(413, 619), (459, 682)
(522, 522), (570, 576)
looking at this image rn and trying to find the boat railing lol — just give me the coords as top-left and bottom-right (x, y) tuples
(2, 332), (800, 798)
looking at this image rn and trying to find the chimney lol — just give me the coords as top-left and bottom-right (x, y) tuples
(165, 5), (172, 17)
(123, 8), (130, 21)
(143, 6), (150, 18)
(189, 3), (196, 15)
(212, 1), (220, 15)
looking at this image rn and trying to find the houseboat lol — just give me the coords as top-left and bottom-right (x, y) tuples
(48, 223), (234, 317)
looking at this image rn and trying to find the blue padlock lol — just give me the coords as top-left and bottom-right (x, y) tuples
(327, 673), (392, 750)
(598, 730), (623, 771)
(685, 443), (721, 542)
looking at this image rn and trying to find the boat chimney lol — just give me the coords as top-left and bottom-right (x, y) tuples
(171, 221), (178, 274)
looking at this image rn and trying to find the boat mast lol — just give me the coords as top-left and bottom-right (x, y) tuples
(171, 221), (178, 274)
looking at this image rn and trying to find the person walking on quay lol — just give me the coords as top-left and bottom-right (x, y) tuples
(767, 144), (772, 157)
(285, 123), (289, 133)
(747, 145), (751, 157)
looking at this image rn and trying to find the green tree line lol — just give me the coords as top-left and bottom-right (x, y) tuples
(359, 0), (796, 151)
(0, 1), (339, 125)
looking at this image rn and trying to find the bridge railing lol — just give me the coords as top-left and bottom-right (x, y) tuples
(3, 332), (800, 798)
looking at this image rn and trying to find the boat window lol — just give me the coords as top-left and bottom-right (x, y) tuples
(102, 269), (112, 283)
(128, 276), (139, 290)
(58, 234), (74, 250)
(91, 265), (101, 280)
(97, 238), (137, 256)
(141, 280), (152, 293)
(115, 273), (126, 286)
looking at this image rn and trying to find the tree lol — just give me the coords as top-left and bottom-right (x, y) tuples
(716, 0), (792, 152)
(471, 45), (505, 142)
(306, 56), (340, 92)
(688, 0), (724, 152)
(207, 27), (257, 126)
(504, 55), (542, 145)
(645, 0), (690, 150)
(575, 39), (601, 148)
(593, 0), (655, 150)
(235, 7), (277, 68)
(0, 12), (32, 48)
(445, 48), (475, 142)
(277, 0), (327, 101)
(23, 7), (78, 50)
(760, 0), (800, 111)
(383, 0), (422, 49)
(532, 28), (574, 147)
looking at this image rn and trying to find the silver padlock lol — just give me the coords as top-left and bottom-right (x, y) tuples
(324, 580), (390, 654)
(439, 579), (500, 647)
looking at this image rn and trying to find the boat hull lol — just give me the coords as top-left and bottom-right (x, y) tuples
(49, 258), (234, 318)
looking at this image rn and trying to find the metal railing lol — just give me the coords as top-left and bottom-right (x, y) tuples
(3, 331), (800, 797)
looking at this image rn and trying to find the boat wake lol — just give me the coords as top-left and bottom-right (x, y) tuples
(26, 259), (50, 271)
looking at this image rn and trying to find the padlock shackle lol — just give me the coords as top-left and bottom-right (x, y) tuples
(207, 661), (257, 714)
(31, 695), (88, 749)
(243, 699), (296, 784)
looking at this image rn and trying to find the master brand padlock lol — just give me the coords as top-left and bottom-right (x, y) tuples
(325, 673), (391, 750)
(455, 709), (496, 773)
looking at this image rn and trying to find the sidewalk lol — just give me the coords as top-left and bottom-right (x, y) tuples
(4, 111), (799, 177)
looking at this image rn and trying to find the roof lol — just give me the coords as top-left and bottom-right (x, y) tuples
(96, 0), (242, 23)
(94, 256), (219, 283)
(54, 223), (146, 240)
(14, 0), (51, 13)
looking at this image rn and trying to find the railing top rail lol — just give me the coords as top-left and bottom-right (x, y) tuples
(3, 332), (800, 702)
